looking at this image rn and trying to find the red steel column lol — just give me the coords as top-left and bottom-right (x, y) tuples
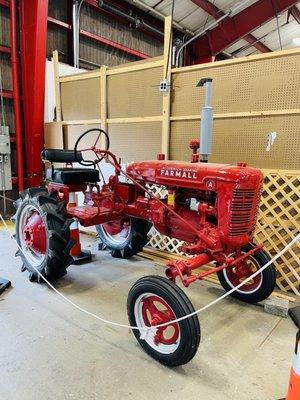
(20, 0), (49, 187)
(10, 0), (24, 191)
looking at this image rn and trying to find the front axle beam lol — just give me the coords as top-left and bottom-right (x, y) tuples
(165, 244), (263, 287)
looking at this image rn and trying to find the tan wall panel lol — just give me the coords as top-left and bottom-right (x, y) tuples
(44, 122), (64, 149)
(61, 78), (101, 121)
(171, 53), (300, 116)
(170, 116), (300, 169)
(107, 123), (162, 162)
(63, 123), (161, 163)
(107, 67), (163, 118)
(63, 124), (101, 149)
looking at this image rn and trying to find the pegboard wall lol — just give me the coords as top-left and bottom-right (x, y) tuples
(107, 67), (163, 119)
(60, 77), (101, 121)
(107, 122), (162, 162)
(57, 48), (300, 170)
(170, 116), (300, 169)
(170, 50), (300, 170)
(171, 52), (300, 115)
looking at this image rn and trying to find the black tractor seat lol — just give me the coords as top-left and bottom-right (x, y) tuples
(42, 148), (100, 185)
(42, 148), (83, 163)
(45, 168), (99, 185)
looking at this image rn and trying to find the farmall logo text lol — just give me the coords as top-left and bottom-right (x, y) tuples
(160, 167), (197, 180)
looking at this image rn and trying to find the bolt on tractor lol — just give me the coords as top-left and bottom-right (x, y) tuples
(13, 80), (276, 367)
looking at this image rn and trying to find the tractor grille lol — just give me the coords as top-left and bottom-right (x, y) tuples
(229, 189), (256, 237)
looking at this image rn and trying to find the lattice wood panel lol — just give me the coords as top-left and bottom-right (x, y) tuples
(254, 170), (300, 295)
(147, 170), (300, 295)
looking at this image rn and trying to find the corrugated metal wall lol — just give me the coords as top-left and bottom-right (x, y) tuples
(0, 0), (164, 129)
(0, 5), (13, 131)
(47, 0), (163, 68)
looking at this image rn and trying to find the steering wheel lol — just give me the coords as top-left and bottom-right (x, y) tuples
(74, 128), (110, 167)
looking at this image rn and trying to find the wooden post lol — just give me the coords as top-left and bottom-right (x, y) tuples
(161, 16), (172, 158)
(100, 66), (107, 148)
(52, 50), (62, 122)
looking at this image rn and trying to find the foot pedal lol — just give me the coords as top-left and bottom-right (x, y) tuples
(0, 277), (11, 295)
(71, 250), (92, 265)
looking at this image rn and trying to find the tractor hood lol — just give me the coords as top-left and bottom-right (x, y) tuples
(126, 160), (263, 190)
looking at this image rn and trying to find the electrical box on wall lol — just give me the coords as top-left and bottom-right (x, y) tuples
(0, 127), (12, 191)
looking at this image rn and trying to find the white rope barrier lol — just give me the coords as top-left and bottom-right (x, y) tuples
(1, 214), (299, 332)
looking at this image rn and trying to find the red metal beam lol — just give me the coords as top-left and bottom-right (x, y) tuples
(0, 44), (11, 54)
(0, 0), (9, 7)
(290, 5), (300, 23)
(2, 89), (14, 99)
(10, 0), (25, 191)
(47, 16), (71, 30)
(79, 29), (149, 59)
(191, 0), (299, 64)
(20, 0), (49, 188)
(47, 16), (149, 59)
(192, 0), (272, 53)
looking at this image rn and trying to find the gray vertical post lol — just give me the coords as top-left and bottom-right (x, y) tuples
(196, 78), (213, 162)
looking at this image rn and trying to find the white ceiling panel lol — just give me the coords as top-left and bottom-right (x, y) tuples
(225, 39), (249, 53)
(128, 0), (300, 54)
(213, 0), (258, 15)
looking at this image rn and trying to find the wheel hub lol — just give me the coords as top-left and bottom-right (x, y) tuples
(226, 258), (262, 292)
(141, 295), (179, 346)
(23, 211), (46, 254)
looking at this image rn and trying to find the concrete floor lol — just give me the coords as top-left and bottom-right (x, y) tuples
(0, 229), (296, 400)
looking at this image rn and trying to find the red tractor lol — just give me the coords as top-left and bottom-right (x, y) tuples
(14, 128), (276, 367)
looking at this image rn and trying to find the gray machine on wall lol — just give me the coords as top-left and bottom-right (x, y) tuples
(0, 126), (12, 192)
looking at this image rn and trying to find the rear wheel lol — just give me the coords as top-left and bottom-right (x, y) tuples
(14, 188), (74, 282)
(127, 276), (200, 367)
(96, 217), (151, 258)
(217, 244), (276, 303)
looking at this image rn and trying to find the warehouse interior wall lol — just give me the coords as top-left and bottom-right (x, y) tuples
(47, 0), (163, 68)
(56, 48), (300, 170)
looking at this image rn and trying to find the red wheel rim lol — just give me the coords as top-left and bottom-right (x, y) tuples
(18, 204), (47, 266)
(224, 256), (262, 293)
(141, 295), (179, 346)
(23, 211), (46, 254)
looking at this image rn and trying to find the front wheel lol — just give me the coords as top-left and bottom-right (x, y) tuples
(127, 276), (200, 367)
(217, 244), (276, 303)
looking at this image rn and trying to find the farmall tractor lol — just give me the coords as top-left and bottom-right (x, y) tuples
(14, 79), (276, 367)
